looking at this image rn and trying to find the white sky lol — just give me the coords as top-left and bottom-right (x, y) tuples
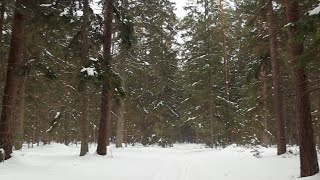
(170, 0), (188, 18)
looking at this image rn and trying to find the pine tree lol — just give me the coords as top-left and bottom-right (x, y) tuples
(97, 0), (114, 155)
(284, 0), (319, 177)
(0, 0), (26, 160)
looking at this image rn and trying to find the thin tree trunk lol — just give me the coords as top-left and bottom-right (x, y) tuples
(115, 0), (128, 149)
(260, 62), (268, 147)
(0, 0), (5, 62)
(79, 0), (90, 156)
(64, 118), (69, 146)
(267, 0), (286, 154)
(97, 0), (114, 155)
(115, 96), (125, 148)
(284, 0), (319, 177)
(219, 0), (231, 144)
(0, 0), (7, 70)
(0, 0), (25, 160)
(208, 70), (214, 148)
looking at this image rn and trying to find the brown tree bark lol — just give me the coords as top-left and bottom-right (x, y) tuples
(13, 68), (26, 150)
(219, 0), (232, 144)
(283, 0), (319, 177)
(79, 0), (90, 156)
(0, 0), (26, 160)
(267, 0), (286, 154)
(97, 0), (114, 155)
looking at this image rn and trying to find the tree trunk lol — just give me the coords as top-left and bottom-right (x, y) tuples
(0, 0), (26, 160)
(13, 73), (26, 150)
(115, 96), (125, 148)
(0, 0), (5, 60)
(260, 61), (268, 147)
(115, 0), (129, 149)
(267, 0), (286, 154)
(219, 0), (231, 144)
(284, 0), (319, 177)
(208, 70), (215, 148)
(79, 0), (90, 156)
(97, 0), (114, 155)
(0, 0), (5, 76)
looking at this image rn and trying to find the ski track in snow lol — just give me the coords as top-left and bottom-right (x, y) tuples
(0, 143), (320, 180)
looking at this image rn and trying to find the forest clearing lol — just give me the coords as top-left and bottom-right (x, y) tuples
(1, 143), (320, 180)
(1, 0), (320, 179)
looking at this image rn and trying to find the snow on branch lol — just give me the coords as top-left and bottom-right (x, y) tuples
(46, 112), (62, 133)
(309, 4), (320, 16)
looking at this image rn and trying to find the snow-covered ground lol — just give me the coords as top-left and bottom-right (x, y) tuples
(0, 143), (319, 180)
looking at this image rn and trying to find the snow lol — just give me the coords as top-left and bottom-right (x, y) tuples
(1, 143), (319, 180)
(309, 4), (320, 15)
(54, 112), (61, 119)
(81, 67), (98, 76)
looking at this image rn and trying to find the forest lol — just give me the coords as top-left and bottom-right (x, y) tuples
(0, 0), (320, 179)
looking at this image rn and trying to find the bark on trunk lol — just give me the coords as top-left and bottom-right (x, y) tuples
(208, 70), (214, 148)
(284, 0), (319, 177)
(0, 0), (25, 160)
(0, 0), (6, 80)
(219, 0), (231, 144)
(115, 96), (125, 148)
(267, 0), (286, 154)
(115, 0), (129, 149)
(97, 0), (114, 155)
(13, 74), (26, 150)
(260, 62), (268, 147)
(79, 0), (90, 156)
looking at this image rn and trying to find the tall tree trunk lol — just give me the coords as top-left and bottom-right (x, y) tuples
(0, 0), (5, 76)
(267, 0), (286, 154)
(115, 93), (125, 148)
(13, 69), (26, 150)
(208, 70), (215, 148)
(0, 0), (5, 61)
(219, 0), (231, 144)
(97, 0), (114, 155)
(284, 0), (319, 177)
(260, 61), (268, 147)
(0, 0), (26, 160)
(79, 0), (90, 156)
(115, 0), (128, 148)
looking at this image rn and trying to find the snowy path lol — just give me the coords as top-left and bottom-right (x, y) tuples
(0, 143), (319, 180)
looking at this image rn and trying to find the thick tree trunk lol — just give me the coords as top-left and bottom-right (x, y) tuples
(79, 0), (90, 156)
(284, 0), (319, 177)
(260, 62), (268, 147)
(267, 0), (286, 154)
(97, 0), (114, 155)
(13, 75), (26, 150)
(0, 0), (25, 160)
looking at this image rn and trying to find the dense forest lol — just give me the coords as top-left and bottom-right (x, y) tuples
(0, 0), (320, 177)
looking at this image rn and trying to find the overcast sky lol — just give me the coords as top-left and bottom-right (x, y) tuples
(170, 0), (188, 18)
